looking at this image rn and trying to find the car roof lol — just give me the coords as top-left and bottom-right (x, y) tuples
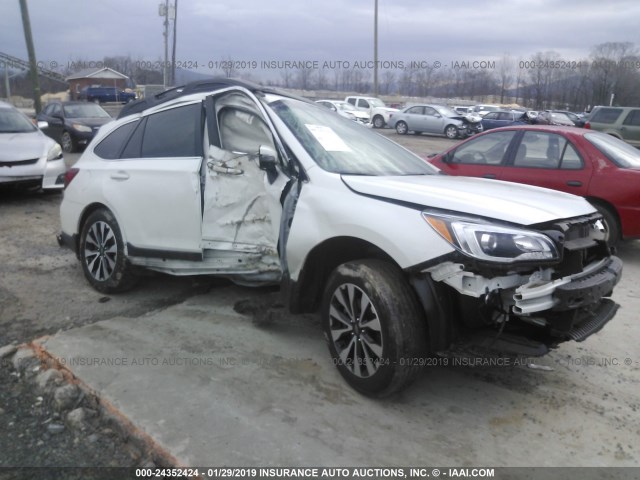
(117, 77), (307, 119)
(0, 101), (14, 109)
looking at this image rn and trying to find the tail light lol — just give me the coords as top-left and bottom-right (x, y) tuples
(584, 122), (591, 129)
(64, 168), (80, 189)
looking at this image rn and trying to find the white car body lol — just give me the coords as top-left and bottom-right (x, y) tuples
(58, 80), (622, 396)
(315, 100), (370, 124)
(0, 101), (66, 190)
(344, 96), (398, 128)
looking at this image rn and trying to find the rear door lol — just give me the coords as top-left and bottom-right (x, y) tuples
(403, 106), (425, 131)
(98, 102), (204, 255)
(500, 131), (592, 195)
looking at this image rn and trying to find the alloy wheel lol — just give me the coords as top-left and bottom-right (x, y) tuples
(84, 221), (118, 281)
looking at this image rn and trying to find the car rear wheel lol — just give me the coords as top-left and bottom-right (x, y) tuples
(395, 121), (408, 135)
(444, 125), (459, 139)
(79, 209), (138, 293)
(322, 259), (428, 397)
(61, 131), (76, 153)
(372, 115), (385, 129)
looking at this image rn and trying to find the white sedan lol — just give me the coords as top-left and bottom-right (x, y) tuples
(315, 100), (370, 124)
(0, 101), (66, 191)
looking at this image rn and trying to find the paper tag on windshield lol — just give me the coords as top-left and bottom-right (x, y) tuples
(305, 124), (352, 152)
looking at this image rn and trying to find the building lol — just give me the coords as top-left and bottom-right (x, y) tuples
(66, 67), (130, 100)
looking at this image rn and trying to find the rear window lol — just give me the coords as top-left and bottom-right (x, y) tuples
(584, 132), (640, 168)
(589, 108), (623, 124)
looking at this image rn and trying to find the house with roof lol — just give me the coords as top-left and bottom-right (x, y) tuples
(66, 67), (130, 100)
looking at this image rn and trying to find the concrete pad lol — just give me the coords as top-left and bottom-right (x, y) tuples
(36, 283), (639, 467)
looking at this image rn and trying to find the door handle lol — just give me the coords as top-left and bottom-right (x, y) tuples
(566, 180), (582, 187)
(483, 173), (497, 179)
(110, 171), (130, 181)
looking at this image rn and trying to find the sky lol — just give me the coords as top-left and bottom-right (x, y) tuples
(1, 0), (639, 79)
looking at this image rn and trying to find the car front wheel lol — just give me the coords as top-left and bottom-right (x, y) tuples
(372, 115), (385, 128)
(79, 209), (138, 293)
(444, 125), (459, 139)
(322, 260), (428, 397)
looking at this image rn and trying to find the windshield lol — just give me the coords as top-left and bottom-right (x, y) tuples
(63, 103), (111, 119)
(584, 132), (640, 168)
(434, 106), (460, 117)
(368, 98), (386, 108)
(0, 108), (37, 133)
(269, 98), (437, 176)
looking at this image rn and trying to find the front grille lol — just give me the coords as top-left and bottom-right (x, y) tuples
(0, 158), (39, 167)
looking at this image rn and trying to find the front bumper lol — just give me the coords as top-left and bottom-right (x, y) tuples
(513, 256), (622, 314)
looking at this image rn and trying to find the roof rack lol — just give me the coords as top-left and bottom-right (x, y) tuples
(117, 77), (305, 119)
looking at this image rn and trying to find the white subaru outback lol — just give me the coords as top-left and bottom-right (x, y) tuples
(58, 80), (622, 397)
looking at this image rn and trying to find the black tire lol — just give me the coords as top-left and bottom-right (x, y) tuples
(591, 202), (620, 247)
(372, 115), (385, 128)
(412, 131), (422, 135)
(61, 131), (76, 153)
(321, 259), (428, 397)
(395, 121), (408, 135)
(79, 209), (138, 293)
(444, 124), (459, 139)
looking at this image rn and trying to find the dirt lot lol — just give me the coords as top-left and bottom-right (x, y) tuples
(1, 130), (639, 470)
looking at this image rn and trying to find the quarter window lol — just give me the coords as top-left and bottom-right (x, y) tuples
(622, 110), (640, 126)
(93, 120), (139, 160)
(590, 108), (622, 124)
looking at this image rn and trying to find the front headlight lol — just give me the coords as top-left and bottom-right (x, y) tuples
(423, 213), (559, 263)
(72, 123), (92, 133)
(47, 143), (63, 161)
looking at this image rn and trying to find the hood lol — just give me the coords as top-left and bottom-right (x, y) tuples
(0, 131), (50, 161)
(341, 174), (595, 226)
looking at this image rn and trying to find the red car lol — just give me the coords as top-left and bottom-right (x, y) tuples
(428, 125), (640, 244)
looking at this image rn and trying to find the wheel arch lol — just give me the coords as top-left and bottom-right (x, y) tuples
(284, 236), (399, 314)
(585, 196), (622, 240)
(75, 202), (124, 253)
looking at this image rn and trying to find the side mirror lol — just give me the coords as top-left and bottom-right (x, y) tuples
(441, 151), (453, 164)
(434, 113), (442, 118)
(258, 145), (278, 183)
(37, 121), (49, 130)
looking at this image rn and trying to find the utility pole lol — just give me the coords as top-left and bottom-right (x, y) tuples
(159, 0), (170, 89)
(171, 0), (178, 86)
(373, 0), (378, 96)
(18, 0), (42, 113)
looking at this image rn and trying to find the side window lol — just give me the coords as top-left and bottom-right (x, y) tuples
(358, 99), (370, 109)
(514, 132), (582, 169)
(51, 104), (62, 116)
(424, 107), (437, 116)
(623, 110), (640, 126)
(43, 104), (55, 115)
(451, 130), (516, 165)
(94, 120), (139, 160)
(347, 98), (356, 106)
(591, 108), (622, 124)
(484, 112), (498, 120)
(141, 103), (202, 158)
(406, 106), (423, 115)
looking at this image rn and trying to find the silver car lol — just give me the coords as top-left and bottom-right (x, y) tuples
(0, 101), (66, 190)
(389, 104), (471, 139)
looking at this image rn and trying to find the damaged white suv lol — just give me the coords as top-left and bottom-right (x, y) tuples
(59, 79), (622, 397)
